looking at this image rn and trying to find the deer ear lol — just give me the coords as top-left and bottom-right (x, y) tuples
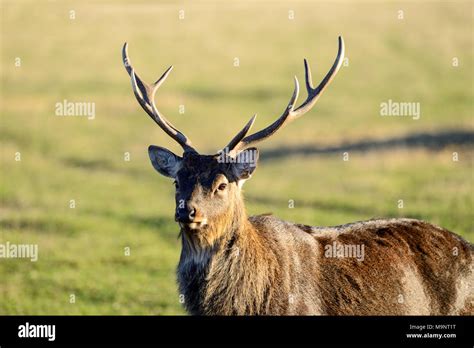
(231, 147), (259, 182)
(148, 145), (182, 178)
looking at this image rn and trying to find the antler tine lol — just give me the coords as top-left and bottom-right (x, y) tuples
(229, 77), (299, 155)
(293, 36), (345, 116)
(223, 114), (257, 155)
(122, 43), (195, 153)
(226, 36), (344, 155)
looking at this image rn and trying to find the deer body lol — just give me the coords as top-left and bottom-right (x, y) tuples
(122, 37), (473, 315)
(179, 213), (473, 315)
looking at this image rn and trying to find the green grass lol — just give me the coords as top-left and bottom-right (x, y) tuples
(0, 0), (472, 314)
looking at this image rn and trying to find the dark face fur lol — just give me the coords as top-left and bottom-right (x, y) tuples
(148, 146), (259, 247)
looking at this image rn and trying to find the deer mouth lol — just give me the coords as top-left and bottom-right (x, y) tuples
(179, 219), (208, 232)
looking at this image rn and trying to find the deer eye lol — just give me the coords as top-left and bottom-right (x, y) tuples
(217, 183), (227, 191)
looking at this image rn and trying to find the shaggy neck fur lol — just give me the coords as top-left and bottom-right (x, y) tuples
(177, 189), (279, 315)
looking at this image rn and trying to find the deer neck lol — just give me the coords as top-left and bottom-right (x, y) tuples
(178, 193), (275, 315)
(179, 192), (253, 266)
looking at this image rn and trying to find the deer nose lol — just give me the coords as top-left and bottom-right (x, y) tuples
(188, 208), (196, 220)
(175, 206), (197, 223)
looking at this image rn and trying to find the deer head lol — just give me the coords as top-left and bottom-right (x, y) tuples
(122, 37), (344, 247)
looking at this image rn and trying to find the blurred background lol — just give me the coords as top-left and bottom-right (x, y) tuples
(1, 0), (472, 314)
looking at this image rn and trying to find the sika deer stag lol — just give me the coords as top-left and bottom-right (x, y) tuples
(122, 37), (473, 315)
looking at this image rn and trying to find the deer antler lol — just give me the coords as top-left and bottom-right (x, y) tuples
(224, 36), (345, 157)
(122, 43), (195, 153)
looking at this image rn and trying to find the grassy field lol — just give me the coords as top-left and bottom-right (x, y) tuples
(0, 0), (472, 314)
